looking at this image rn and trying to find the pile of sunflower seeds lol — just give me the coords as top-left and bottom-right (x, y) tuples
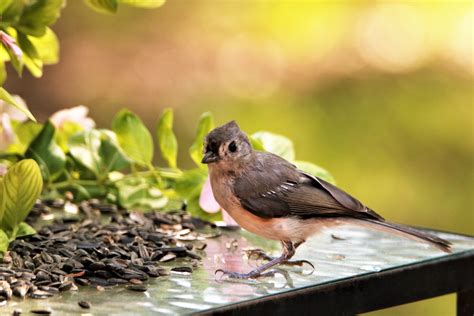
(0, 199), (213, 306)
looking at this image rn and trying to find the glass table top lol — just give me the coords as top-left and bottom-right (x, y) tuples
(2, 223), (473, 315)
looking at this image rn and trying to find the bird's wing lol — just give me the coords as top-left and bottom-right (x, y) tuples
(233, 152), (383, 221)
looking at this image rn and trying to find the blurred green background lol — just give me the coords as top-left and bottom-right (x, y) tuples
(5, 1), (473, 315)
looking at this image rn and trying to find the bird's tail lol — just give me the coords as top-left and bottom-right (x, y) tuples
(363, 219), (452, 253)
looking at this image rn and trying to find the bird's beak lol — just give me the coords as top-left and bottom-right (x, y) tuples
(201, 151), (220, 164)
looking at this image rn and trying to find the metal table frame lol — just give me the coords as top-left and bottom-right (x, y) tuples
(200, 249), (474, 316)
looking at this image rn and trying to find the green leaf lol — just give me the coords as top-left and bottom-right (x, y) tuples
(0, 87), (35, 121)
(6, 53), (23, 77)
(174, 168), (207, 198)
(99, 130), (130, 173)
(0, 178), (5, 222)
(0, 0), (14, 14)
(0, 153), (22, 163)
(15, 222), (36, 239)
(0, 1), (24, 25)
(84, 0), (118, 14)
(18, 32), (42, 77)
(7, 121), (43, 154)
(25, 121), (66, 181)
(62, 182), (108, 201)
(17, 32), (39, 59)
(69, 129), (130, 177)
(156, 108), (178, 168)
(68, 129), (102, 176)
(115, 176), (168, 210)
(119, 0), (165, 8)
(189, 112), (214, 168)
(294, 160), (336, 184)
(0, 62), (5, 86)
(17, 0), (65, 37)
(1, 159), (42, 233)
(0, 230), (9, 255)
(249, 136), (264, 151)
(55, 121), (83, 152)
(112, 109), (153, 166)
(251, 131), (295, 161)
(23, 54), (42, 77)
(174, 168), (221, 222)
(29, 27), (59, 64)
(0, 47), (9, 62)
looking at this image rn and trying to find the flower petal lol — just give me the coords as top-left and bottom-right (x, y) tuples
(0, 113), (15, 151)
(0, 31), (23, 59)
(222, 209), (239, 226)
(50, 105), (95, 130)
(4, 96), (29, 122)
(199, 176), (221, 213)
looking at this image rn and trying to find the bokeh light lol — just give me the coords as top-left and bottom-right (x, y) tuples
(217, 36), (285, 99)
(355, 4), (430, 73)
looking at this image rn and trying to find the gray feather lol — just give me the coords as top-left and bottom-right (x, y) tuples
(233, 151), (382, 221)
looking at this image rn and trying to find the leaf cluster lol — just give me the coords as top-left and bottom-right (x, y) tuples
(0, 0), (64, 120)
(0, 0), (164, 121)
(84, 0), (165, 14)
(2, 109), (203, 214)
(0, 159), (41, 254)
(1, 109), (335, 223)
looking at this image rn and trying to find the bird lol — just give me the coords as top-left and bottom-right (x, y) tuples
(202, 120), (451, 279)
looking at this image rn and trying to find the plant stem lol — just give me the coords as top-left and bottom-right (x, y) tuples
(147, 163), (161, 184)
(116, 168), (182, 182)
(49, 180), (99, 189)
(47, 168), (182, 191)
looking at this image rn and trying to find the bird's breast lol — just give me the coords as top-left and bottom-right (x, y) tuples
(208, 168), (239, 212)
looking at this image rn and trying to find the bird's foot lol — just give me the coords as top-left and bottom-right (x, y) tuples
(214, 268), (280, 280)
(245, 248), (273, 261)
(245, 248), (315, 272)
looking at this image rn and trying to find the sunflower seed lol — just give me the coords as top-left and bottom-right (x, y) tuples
(31, 309), (52, 314)
(3, 199), (209, 303)
(78, 300), (91, 309)
(29, 290), (54, 299)
(171, 266), (193, 274)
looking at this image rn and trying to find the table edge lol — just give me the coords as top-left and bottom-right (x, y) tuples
(197, 249), (474, 315)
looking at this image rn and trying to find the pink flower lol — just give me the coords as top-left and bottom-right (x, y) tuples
(0, 31), (23, 60)
(0, 96), (29, 150)
(0, 113), (14, 151)
(199, 176), (239, 226)
(50, 105), (95, 130)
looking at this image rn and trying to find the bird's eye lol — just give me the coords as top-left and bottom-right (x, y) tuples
(228, 141), (237, 153)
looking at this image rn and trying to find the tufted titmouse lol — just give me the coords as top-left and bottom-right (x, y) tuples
(202, 121), (451, 279)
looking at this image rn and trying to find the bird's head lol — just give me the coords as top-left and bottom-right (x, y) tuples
(202, 120), (252, 167)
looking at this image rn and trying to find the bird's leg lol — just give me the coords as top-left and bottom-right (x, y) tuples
(293, 241), (304, 249)
(216, 241), (296, 279)
(246, 240), (313, 268)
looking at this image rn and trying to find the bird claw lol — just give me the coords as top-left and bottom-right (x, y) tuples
(244, 248), (315, 275)
(214, 269), (256, 280)
(283, 259), (315, 271)
(289, 259), (315, 275)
